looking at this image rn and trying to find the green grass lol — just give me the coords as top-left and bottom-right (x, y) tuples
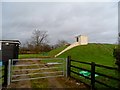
(48, 46), (68, 57)
(18, 43), (118, 88)
(19, 45), (67, 59)
(19, 53), (49, 59)
(0, 66), (4, 85)
(58, 43), (116, 66)
(54, 43), (118, 88)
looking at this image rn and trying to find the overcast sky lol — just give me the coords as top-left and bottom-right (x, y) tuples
(2, 1), (118, 45)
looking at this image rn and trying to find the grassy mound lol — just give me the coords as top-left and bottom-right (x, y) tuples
(48, 45), (68, 57)
(58, 43), (116, 66)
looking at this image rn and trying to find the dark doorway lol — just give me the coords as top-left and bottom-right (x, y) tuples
(76, 37), (79, 42)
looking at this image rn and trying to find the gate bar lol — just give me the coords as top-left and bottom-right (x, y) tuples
(13, 67), (63, 72)
(12, 71), (63, 77)
(13, 63), (63, 67)
(12, 58), (65, 61)
(12, 64), (42, 67)
(11, 75), (64, 82)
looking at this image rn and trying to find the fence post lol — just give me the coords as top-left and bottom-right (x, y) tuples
(7, 59), (11, 86)
(3, 61), (8, 87)
(66, 56), (71, 77)
(91, 62), (95, 90)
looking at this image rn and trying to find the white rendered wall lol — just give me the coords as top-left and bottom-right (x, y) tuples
(78, 36), (88, 45)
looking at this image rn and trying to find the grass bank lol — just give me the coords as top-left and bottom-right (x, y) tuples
(56, 43), (118, 88)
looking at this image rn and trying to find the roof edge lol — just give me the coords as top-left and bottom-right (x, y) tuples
(0, 40), (21, 44)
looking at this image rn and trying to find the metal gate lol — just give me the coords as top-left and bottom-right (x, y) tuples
(8, 58), (65, 84)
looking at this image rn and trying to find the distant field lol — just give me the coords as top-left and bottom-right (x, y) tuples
(19, 54), (42, 59)
(19, 46), (67, 59)
(19, 53), (50, 59)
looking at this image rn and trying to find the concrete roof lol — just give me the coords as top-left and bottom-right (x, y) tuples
(0, 40), (21, 44)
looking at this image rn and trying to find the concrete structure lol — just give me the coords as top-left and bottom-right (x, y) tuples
(75, 35), (88, 45)
(55, 35), (88, 57)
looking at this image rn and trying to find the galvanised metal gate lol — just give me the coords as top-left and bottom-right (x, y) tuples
(8, 58), (65, 84)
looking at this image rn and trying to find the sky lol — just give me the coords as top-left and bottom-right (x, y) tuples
(1, 0), (119, 45)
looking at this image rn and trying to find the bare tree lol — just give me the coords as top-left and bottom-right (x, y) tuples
(30, 29), (48, 53)
(31, 29), (48, 45)
(54, 39), (70, 49)
(58, 40), (69, 46)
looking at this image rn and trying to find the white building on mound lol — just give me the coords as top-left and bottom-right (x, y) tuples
(75, 35), (88, 45)
(55, 35), (88, 57)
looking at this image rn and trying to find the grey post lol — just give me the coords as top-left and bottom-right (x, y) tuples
(7, 59), (11, 86)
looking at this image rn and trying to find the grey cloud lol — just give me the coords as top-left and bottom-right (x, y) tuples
(2, 2), (118, 44)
